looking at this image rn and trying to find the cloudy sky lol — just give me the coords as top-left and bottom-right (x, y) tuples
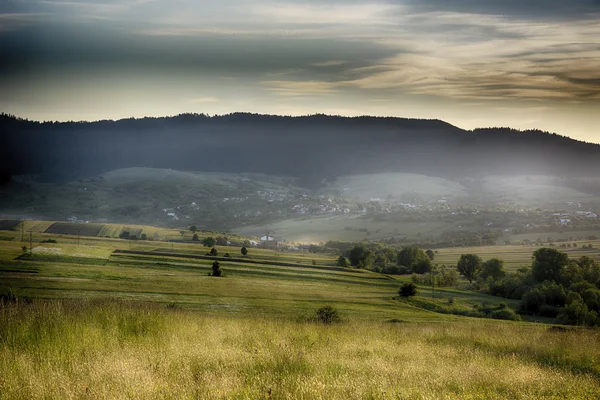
(1, 0), (599, 142)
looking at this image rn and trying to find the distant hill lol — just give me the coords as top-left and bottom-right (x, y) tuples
(1, 113), (599, 184)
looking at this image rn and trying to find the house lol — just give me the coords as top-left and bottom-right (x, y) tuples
(259, 235), (283, 249)
(559, 218), (571, 225)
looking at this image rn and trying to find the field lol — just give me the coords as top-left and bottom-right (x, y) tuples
(1, 221), (600, 398)
(45, 222), (106, 236)
(435, 243), (600, 272)
(2, 300), (599, 399)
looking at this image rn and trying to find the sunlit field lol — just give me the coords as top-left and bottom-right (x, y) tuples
(2, 222), (600, 398)
(1, 300), (599, 400)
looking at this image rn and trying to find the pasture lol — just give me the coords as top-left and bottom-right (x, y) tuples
(2, 221), (600, 398)
(1, 300), (599, 399)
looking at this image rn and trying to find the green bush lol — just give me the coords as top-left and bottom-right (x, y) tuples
(489, 309), (521, 321)
(314, 305), (341, 324)
(399, 282), (417, 297)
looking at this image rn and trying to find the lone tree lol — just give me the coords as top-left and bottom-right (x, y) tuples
(457, 254), (483, 283)
(203, 237), (216, 247)
(189, 225), (197, 233)
(241, 246), (248, 256)
(426, 249), (435, 260)
(532, 248), (569, 284)
(399, 282), (418, 297)
(336, 256), (350, 267)
(211, 261), (222, 277)
(209, 247), (218, 257)
(192, 233), (199, 241)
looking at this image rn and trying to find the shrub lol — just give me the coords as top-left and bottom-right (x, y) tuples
(241, 247), (248, 256)
(209, 247), (218, 257)
(314, 305), (341, 324)
(490, 309), (521, 321)
(336, 256), (349, 267)
(192, 234), (199, 241)
(224, 253), (231, 258)
(399, 282), (417, 297)
(21, 246), (27, 253)
(41, 239), (58, 244)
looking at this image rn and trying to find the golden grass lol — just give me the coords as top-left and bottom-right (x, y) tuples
(1, 300), (599, 399)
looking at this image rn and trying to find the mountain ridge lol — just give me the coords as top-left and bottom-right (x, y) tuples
(1, 112), (599, 184)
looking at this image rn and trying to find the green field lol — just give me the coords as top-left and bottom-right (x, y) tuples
(435, 243), (600, 271)
(2, 222), (600, 398)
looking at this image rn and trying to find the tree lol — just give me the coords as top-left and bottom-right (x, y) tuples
(215, 236), (228, 246)
(211, 261), (222, 277)
(457, 254), (482, 283)
(397, 246), (431, 273)
(336, 256), (349, 267)
(426, 249), (435, 260)
(532, 248), (568, 284)
(480, 258), (506, 282)
(399, 282), (417, 297)
(192, 233), (199, 241)
(209, 247), (218, 257)
(140, 233), (148, 240)
(203, 237), (216, 247)
(347, 245), (373, 268)
(189, 225), (197, 233)
(241, 246), (248, 256)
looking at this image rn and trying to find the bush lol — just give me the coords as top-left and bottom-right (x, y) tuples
(241, 247), (248, 256)
(224, 253), (231, 258)
(192, 234), (199, 241)
(336, 256), (349, 267)
(314, 305), (341, 324)
(209, 247), (218, 257)
(490, 309), (521, 321)
(41, 239), (58, 244)
(399, 282), (417, 297)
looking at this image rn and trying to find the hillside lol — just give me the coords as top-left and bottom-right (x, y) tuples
(2, 113), (600, 184)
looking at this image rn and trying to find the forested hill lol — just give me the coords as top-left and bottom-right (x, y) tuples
(1, 113), (598, 183)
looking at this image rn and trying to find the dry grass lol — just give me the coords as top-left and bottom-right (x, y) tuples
(1, 300), (599, 399)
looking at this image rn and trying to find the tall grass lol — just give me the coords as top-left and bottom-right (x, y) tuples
(1, 299), (599, 399)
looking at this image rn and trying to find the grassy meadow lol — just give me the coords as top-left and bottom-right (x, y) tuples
(1, 221), (600, 398)
(2, 300), (600, 399)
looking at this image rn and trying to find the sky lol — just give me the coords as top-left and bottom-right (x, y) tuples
(1, 0), (599, 142)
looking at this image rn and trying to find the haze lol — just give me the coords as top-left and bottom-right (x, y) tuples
(1, 0), (599, 143)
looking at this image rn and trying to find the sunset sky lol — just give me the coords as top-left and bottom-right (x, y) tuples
(1, 0), (599, 142)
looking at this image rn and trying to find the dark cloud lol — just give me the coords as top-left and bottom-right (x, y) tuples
(401, 0), (600, 20)
(0, 20), (394, 78)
